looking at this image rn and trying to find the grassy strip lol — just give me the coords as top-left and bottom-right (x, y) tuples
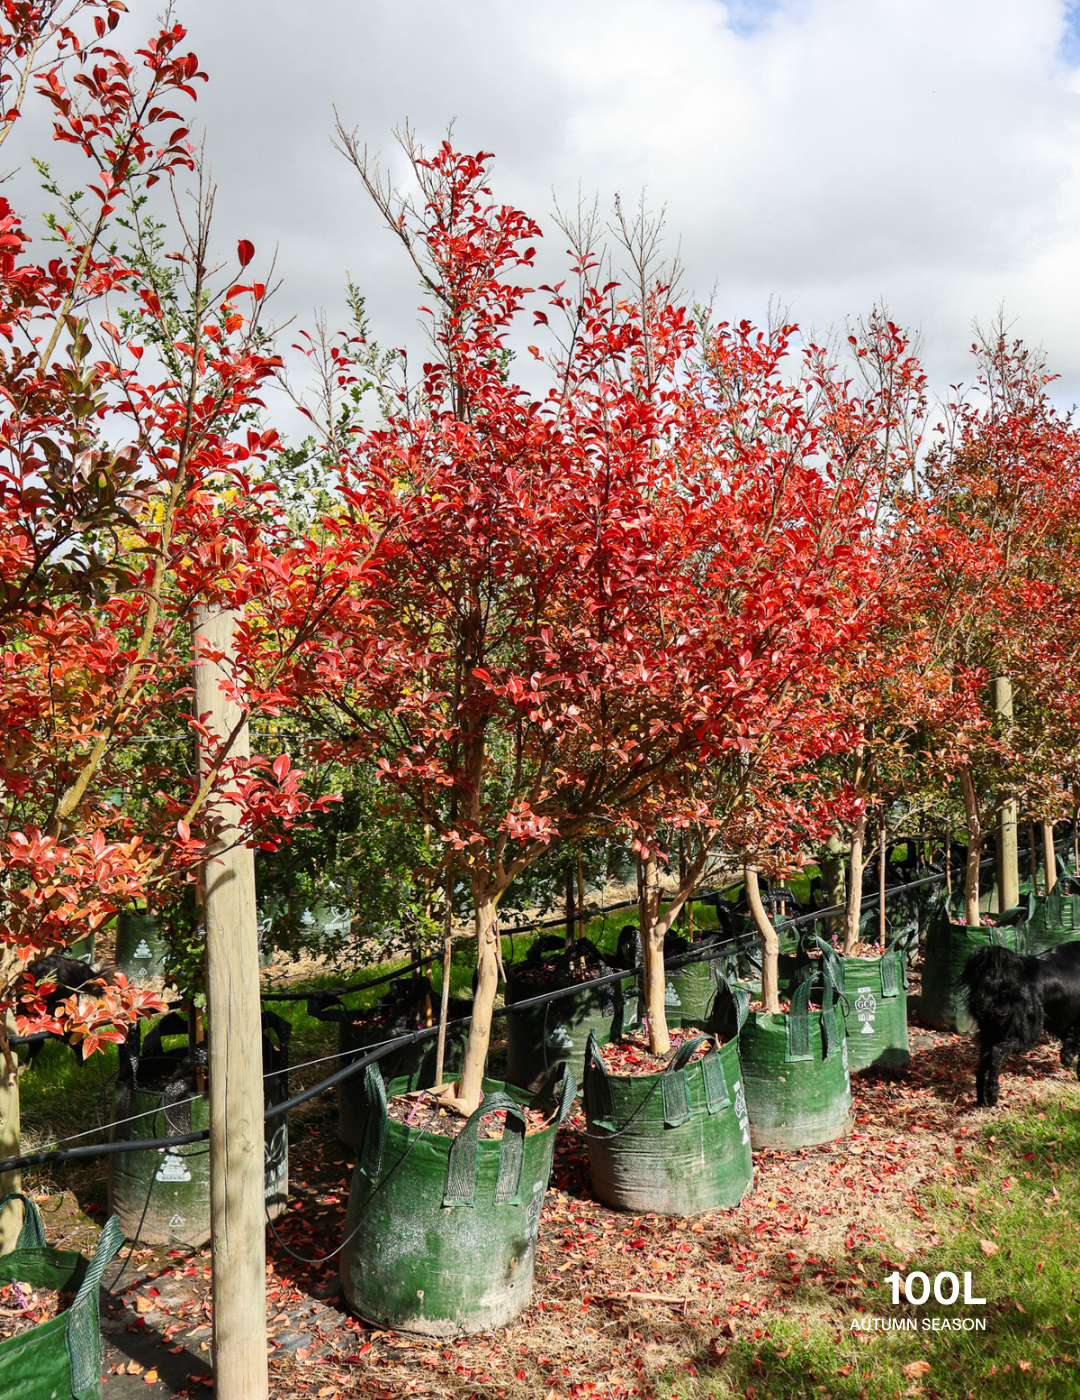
(685, 1089), (1080, 1399)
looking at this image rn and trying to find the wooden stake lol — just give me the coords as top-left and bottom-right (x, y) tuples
(194, 605), (267, 1400)
(433, 864), (453, 1089)
(1043, 822), (1058, 896)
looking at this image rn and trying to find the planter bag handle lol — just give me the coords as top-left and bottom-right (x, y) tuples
(444, 1093), (527, 1209)
(357, 1062), (388, 1182)
(67, 1213), (124, 1400)
(662, 1034), (712, 1128)
(583, 1030), (615, 1133)
(785, 972), (842, 1063)
(0, 1190), (46, 1251)
(532, 1059), (578, 1128)
(879, 949), (904, 998)
(786, 977), (814, 1062)
(711, 968), (750, 1038)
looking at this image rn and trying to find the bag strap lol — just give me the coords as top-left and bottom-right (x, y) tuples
(582, 1030), (615, 1132)
(67, 1213), (124, 1400)
(818, 963), (843, 1059)
(786, 977), (813, 1062)
(532, 1059), (578, 1127)
(0, 1191), (45, 1250)
(662, 1034), (711, 1128)
(713, 969), (750, 1035)
(444, 1092), (527, 1208)
(701, 1045), (730, 1114)
(357, 1063), (388, 1181)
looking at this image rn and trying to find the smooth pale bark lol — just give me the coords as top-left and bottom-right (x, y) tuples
(1043, 823), (1058, 895)
(639, 851), (670, 1057)
(455, 893), (501, 1114)
(0, 1040), (19, 1256)
(433, 867), (454, 1089)
(844, 814), (866, 955)
(992, 677), (1019, 913)
(636, 839), (714, 1056)
(744, 866), (780, 1013)
(958, 767), (983, 927)
(844, 750), (868, 955)
(194, 605), (267, 1400)
(878, 822), (887, 951)
(821, 835), (847, 942)
(564, 863), (575, 949)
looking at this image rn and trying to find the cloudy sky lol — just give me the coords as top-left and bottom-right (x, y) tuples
(17, 0), (1080, 426)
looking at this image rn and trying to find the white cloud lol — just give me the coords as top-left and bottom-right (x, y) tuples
(13, 0), (1080, 424)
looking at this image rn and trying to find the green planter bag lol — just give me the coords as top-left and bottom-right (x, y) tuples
(114, 911), (169, 984)
(840, 950), (910, 1071)
(306, 986), (471, 1152)
(920, 910), (1028, 1032)
(582, 1019), (753, 1216)
(339, 1065), (575, 1336)
(650, 935), (728, 1027)
(1026, 886), (1080, 954)
(505, 947), (637, 1093)
(0, 1194), (123, 1400)
(738, 953), (851, 1150)
(108, 1011), (290, 1245)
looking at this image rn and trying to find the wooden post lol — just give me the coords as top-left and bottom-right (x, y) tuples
(0, 1029), (19, 1255)
(433, 864), (453, 1089)
(194, 605), (267, 1400)
(1043, 822), (1058, 895)
(993, 677), (1019, 912)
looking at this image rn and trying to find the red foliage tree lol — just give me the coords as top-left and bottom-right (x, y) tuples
(0, 4), (337, 1061)
(287, 136), (892, 1109)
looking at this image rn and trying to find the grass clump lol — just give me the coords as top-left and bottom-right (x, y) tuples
(682, 1090), (1080, 1399)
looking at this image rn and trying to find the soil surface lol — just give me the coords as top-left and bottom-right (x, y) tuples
(0, 1282), (74, 1339)
(384, 1093), (555, 1139)
(599, 1028), (717, 1077)
(19, 983), (1076, 1400)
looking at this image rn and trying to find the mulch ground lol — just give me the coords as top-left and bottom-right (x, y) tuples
(18, 1001), (1076, 1400)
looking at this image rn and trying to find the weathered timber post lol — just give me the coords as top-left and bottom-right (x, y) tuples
(194, 605), (267, 1400)
(993, 677), (1019, 912)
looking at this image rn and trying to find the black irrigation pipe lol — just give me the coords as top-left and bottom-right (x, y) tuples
(0, 849), (1022, 1176)
(258, 885), (744, 1005)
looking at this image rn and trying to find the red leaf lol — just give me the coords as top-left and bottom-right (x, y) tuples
(237, 239), (254, 268)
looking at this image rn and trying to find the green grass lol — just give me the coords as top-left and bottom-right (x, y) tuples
(680, 1091), (1080, 1399)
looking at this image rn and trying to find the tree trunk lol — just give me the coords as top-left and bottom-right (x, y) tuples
(456, 889), (500, 1115)
(194, 605), (267, 1400)
(577, 854), (586, 940)
(638, 850), (670, 1057)
(1043, 822), (1058, 895)
(844, 814), (866, 955)
(878, 820), (887, 952)
(958, 767), (982, 927)
(564, 862), (575, 950)
(993, 677), (1019, 913)
(745, 866), (780, 1013)
(821, 835), (847, 942)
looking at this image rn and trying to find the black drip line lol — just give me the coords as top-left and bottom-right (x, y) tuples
(0, 853), (998, 1178)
